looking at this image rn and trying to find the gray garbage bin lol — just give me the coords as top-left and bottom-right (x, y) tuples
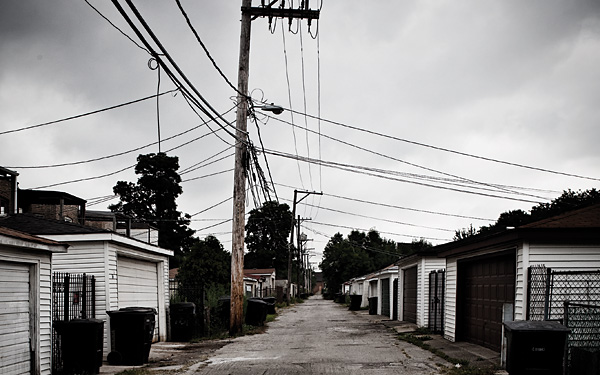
(504, 320), (570, 375)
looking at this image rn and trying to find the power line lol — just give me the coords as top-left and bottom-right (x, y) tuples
(174, 0), (243, 97)
(0, 89), (178, 136)
(275, 182), (494, 221)
(112, 0), (239, 145)
(189, 196), (232, 218)
(307, 221), (450, 242)
(7, 110), (234, 170)
(278, 196), (455, 233)
(265, 115), (546, 202)
(181, 168), (234, 183)
(283, 108), (600, 183)
(84, 0), (150, 54)
(266, 149), (545, 204)
(30, 164), (134, 190)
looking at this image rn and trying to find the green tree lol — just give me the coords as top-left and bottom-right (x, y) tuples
(177, 235), (231, 290)
(319, 229), (407, 294)
(109, 153), (195, 265)
(457, 188), (600, 237)
(244, 201), (293, 278)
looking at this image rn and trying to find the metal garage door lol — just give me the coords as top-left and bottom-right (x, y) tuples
(117, 257), (159, 341)
(403, 266), (417, 323)
(0, 261), (31, 375)
(457, 252), (515, 352)
(381, 278), (390, 317)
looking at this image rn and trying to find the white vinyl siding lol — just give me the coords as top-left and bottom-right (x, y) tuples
(0, 247), (53, 375)
(0, 261), (31, 375)
(529, 244), (600, 270)
(444, 258), (458, 342)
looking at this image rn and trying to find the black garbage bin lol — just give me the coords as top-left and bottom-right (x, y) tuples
(217, 296), (231, 328)
(246, 298), (268, 326)
(54, 319), (104, 374)
(504, 320), (570, 375)
(368, 297), (378, 315)
(170, 302), (196, 342)
(262, 297), (276, 315)
(107, 307), (156, 365)
(349, 294), (363, 311)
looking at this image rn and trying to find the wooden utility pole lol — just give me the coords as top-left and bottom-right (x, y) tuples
(287, 190), (322, 303)
(231, 0), (320, 335)
(230, 0), (252, 336)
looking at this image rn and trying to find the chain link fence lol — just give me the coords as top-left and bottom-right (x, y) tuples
(527, 265), (600, 321)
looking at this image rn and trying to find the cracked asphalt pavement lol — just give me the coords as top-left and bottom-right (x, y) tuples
(194, 296), (449, 374)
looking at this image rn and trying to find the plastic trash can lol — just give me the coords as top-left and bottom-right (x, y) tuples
(170, 302), (196, 342)
(368, 297), (378, 315)
(107, 307), (156, 365)
(246, 298), (268, 326)
(217, 296), (231, 328)
(504, 320), (570, 375)
(349, 294), (363, 311)
(54, 319), (104, 374)
(262, 297), (276, 314)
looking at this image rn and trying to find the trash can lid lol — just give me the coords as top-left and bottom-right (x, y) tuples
(504, 320), (570, 333)
(107, 307), (157, 316)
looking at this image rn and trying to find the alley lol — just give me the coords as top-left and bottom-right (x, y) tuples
(196, 296), (448, 374)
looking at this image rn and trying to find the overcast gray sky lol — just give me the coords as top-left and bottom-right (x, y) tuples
(2, 0), (599, 269)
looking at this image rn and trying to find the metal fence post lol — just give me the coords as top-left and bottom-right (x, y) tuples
(82, 273), (87, 319)
(63, 274), (70, 322)
(544, 267), (552, 320)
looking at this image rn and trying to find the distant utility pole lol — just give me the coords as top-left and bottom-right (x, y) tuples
(287, 190), (322, 303)
(231, 1), (320, 335)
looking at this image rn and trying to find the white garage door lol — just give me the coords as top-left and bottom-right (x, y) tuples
(0, 261), (31, 375)
(117, 257), (159, 341)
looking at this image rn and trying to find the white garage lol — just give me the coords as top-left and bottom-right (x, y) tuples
(0, 227), (67, 375)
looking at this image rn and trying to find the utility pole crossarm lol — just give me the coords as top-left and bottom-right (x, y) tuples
(242, 7), (320, 20)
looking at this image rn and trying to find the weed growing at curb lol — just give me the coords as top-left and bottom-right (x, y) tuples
(396, 331), (499, 375)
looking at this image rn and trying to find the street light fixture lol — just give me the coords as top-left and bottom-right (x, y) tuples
(257, 103), (284, 115)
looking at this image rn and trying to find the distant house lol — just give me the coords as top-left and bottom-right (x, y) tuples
(86, 210), (159, 245)
(18, 189), (86, 224)
(0, 167), (18, 216)
(435, 203), (600, 352)
(0, 226), (68, 375)
(0, 214), (173, 360)
(312, 271), (324, 294)
(244, 268), (276, 297)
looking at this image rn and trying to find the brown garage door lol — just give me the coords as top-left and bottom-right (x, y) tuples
(403, 266), (417, 323)
(457, 252), (515, 352)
